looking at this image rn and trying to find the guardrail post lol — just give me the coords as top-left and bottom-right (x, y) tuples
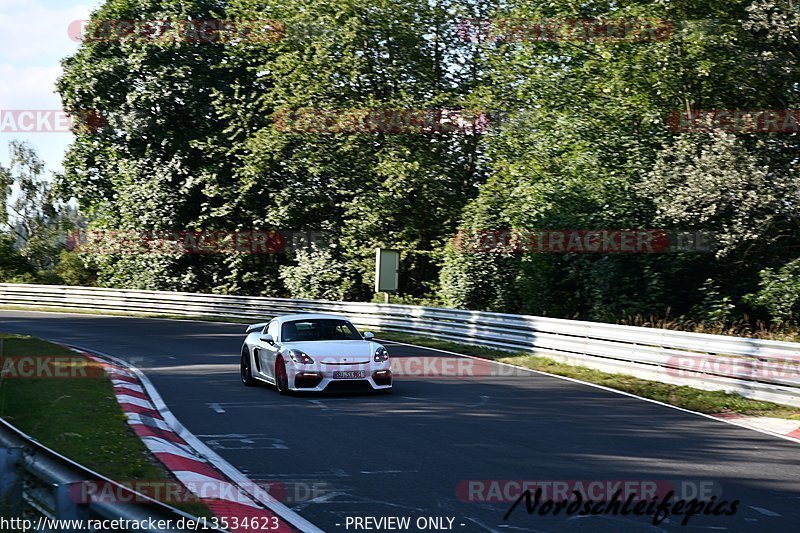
(55, 481), (89, 521)
(0, 446), (23, 515)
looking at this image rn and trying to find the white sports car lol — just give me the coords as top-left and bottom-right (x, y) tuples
(240, 313), (392, 393)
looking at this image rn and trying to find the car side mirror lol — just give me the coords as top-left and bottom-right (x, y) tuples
(363, 332), (374, 340)
(260, 334), (275, 345)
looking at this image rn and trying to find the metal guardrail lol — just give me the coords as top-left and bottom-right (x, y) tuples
(0, 418), (225, 532)
(1, 283), (799, 406)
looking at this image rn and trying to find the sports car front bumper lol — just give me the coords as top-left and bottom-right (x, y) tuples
(286, 363), (392, 391)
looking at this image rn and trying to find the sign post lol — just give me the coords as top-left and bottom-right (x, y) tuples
(374, 248), (400, 303)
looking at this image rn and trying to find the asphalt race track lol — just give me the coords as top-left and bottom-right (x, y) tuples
(1, 310), (799, 532)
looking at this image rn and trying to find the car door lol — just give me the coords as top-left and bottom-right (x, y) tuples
(256, 319), (281, 382)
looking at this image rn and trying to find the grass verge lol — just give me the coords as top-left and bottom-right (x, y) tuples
(0, 333), (210, 516)
(376, 331), (800, 421)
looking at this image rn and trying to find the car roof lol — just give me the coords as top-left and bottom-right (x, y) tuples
(274, 313), (350, 323)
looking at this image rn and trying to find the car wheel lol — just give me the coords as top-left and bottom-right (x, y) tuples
(241, 348), (257, 387)
(275, 356), (289, 395)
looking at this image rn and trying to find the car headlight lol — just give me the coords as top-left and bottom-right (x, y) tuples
(374, 346), (389, 363)
(287, 349), (314, 364)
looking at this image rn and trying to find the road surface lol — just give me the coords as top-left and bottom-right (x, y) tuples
(1, 310), (798, 532)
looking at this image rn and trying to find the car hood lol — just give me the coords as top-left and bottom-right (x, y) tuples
(282, 340), (379, 363)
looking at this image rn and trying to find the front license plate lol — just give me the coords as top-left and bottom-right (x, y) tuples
(333, 371), (366, 379)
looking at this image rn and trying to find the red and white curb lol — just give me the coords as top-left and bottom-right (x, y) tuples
(710, 413), (800, 442)
(71, 347), (322, 533)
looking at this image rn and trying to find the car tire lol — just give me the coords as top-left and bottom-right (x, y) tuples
(275, 356), (289, 395)
(241, 348), (257, 387)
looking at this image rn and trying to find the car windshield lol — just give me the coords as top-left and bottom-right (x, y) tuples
(281, 319), (362, 342)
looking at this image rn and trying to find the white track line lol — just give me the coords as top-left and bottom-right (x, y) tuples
(386, 340), (800, 445)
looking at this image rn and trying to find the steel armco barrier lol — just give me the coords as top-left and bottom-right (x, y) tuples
(0, 418), (226, 532)
(1, 283), (799, 407)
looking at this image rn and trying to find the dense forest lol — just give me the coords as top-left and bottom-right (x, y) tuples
(2, 0), (799, 330)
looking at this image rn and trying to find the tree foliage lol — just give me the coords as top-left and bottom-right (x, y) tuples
(440, 0), (800, 321)
(0, 141), (95, 283)
(49, 0), (800, 326)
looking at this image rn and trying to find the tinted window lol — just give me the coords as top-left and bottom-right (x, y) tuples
(281, 319), (361, 342)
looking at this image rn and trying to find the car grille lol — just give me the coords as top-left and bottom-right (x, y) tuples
(323, 380), (374, 393)
(295, 373), (323, 388)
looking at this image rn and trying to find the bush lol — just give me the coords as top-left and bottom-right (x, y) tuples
(279, 247), (352, 301)
(0, 235), (35, 281)
(691, 279), (737, 325)
(745, 259), (800, 324)
(53, 251), (97, 286)
(438, 243), (521, 312)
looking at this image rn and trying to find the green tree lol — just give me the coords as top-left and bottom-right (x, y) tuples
(57, 0), (257, 293)
(58, 0), (486, 297)
(0, 235), (35, 282)
(440, 0), (800, 321)
(227, 0), (487, 298)
(1, 141), (81, 273)
(279, 247), (351, 300)
(745, 258), (800, 324)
